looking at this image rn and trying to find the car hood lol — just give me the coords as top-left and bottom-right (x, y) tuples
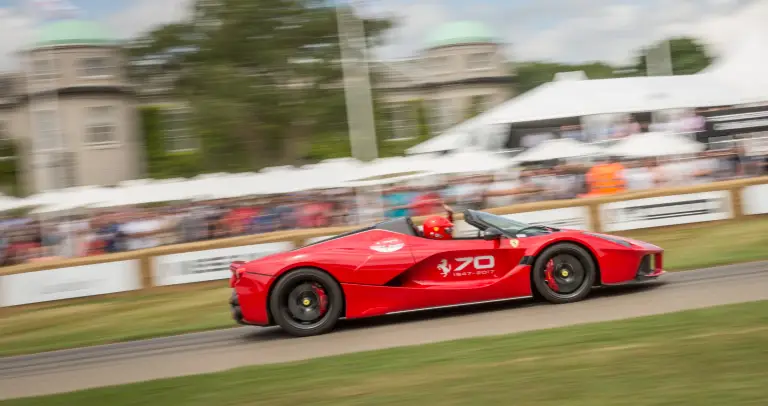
(583, 231), (661, 250)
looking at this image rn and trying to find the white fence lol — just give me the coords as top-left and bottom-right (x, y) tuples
(153, 242), (295, 286)
(0, 260), (141, 307)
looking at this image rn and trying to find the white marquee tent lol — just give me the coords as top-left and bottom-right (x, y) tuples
(407, 73), (750, 155)
(339, 155), (439, 182)
(406, 1), (768, 155)
(428, 150), (513, 175)
(0, 194), (29, 212)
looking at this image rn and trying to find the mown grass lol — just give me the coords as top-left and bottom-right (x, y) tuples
(1, 216), (767, 357)
(5, 300), (768, 406)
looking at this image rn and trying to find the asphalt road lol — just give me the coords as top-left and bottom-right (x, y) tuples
(2, 261), (768, 400)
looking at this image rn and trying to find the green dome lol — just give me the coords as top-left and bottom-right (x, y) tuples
(425, 21), (497, 49)
(34, 20), (115, 48)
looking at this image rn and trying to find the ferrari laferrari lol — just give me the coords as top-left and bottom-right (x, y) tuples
(229, 209), (664, 336)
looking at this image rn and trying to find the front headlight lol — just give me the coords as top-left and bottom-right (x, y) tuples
(584, 232), (633, 248)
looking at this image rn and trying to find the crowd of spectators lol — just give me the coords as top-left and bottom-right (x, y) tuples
(554, 110), (707, 144)
(1, 143), (765, 266)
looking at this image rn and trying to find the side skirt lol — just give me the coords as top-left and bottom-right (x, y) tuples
(384, 296), (534, 316)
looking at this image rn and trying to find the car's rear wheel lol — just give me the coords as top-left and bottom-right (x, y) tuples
(532, 243), (596, 304)
(269, 268), (343, 337)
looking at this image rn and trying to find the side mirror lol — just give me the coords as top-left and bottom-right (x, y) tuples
(483, 229), (503, 240)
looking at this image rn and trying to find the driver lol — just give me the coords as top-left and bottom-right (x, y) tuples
(421, 204), (455, 240)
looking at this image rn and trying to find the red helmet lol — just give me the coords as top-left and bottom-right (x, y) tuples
(422, 216), (454, 240)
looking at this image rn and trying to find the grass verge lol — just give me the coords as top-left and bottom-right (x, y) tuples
(1, 216), (767, 357)
(4, 300), (768, 406)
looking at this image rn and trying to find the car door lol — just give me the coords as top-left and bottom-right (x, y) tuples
(406, 236), (526, 289)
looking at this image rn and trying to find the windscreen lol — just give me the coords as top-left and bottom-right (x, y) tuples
(470, 210), (531, 235)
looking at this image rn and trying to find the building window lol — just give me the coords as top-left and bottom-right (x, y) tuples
(430, 56), (450, 75)
(430, 99), (456, 134)
(31, 58), (58, 80)
(467, 52), (493, 71)
(387, 104), (413, 141)
(33, 110), (62, 150)
(79, 57), (113, 78)
(164, 107), (197, 152)
(382, 69), (405, 86)
(0, 79), (13, 97)
(429, 100), (442, 134)
(481, 94), (495, 111)
(0, 121), (8, 141)
(85, 106), (118, 144)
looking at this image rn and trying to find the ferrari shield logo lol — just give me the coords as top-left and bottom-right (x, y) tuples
(509, 239), (519, 248)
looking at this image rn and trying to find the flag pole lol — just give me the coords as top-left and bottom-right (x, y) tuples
(335, 1), (384, 224)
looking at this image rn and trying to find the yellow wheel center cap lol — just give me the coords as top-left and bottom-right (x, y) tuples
(560, 270), (569, 277)
(302, 298), (311, 306)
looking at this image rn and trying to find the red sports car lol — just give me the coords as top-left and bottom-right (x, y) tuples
(229, 209), (664, 336)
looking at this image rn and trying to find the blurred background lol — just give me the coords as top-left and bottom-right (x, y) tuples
(0, 0), (766, 265)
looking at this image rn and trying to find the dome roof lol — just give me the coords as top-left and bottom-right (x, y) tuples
(425, 21), (498, 49)
(33, 20), (115, 48)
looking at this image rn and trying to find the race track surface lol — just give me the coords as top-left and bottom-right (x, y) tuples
(2, 261), (768, 400)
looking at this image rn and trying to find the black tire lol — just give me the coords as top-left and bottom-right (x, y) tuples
(269, 268), (343, 337)
(531, 243), (596, 304)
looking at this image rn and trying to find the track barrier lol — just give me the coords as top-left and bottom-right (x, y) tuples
(1, 176), (766, 307)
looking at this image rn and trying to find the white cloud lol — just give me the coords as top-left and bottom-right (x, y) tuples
(0, 0), (192, 71)
(103, 0), (193, 39)
(0, 8), (36, 71)
(363, 0), (452, 60)
(366, 0), (764, 65)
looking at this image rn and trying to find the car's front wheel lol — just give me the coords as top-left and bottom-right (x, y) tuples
(269, 268), (343, 337)
(532, 243), (596, 304)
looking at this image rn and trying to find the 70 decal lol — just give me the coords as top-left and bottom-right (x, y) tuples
(455, 256), (495, 271)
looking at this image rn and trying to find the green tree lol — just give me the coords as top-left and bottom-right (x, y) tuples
(129, 0), (393, 171)
(139, 106), (205, 178)
(513, 61), (617, 93)
(0, 139), (19, 196)
(633, 37), (713, 75)
(509, 36), (711, 95)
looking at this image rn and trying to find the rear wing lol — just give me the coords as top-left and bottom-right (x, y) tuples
(230, 260), (246, 272)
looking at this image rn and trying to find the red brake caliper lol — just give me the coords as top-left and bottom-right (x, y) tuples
(545, 260), (560, 292)
(312, 284), (329, 315)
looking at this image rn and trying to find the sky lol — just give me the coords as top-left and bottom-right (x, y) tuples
(0, 0), (761, 71)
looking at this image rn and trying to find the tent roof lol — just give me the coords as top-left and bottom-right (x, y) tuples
(406, 100), (514, 154)
(488, 74), (748, 125)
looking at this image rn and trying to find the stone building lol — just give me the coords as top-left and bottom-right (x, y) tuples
(373, 21), (516, 141)
(0, 19), (143, 194)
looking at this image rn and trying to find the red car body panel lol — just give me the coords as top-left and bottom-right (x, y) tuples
(231, 219), (664, 327)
